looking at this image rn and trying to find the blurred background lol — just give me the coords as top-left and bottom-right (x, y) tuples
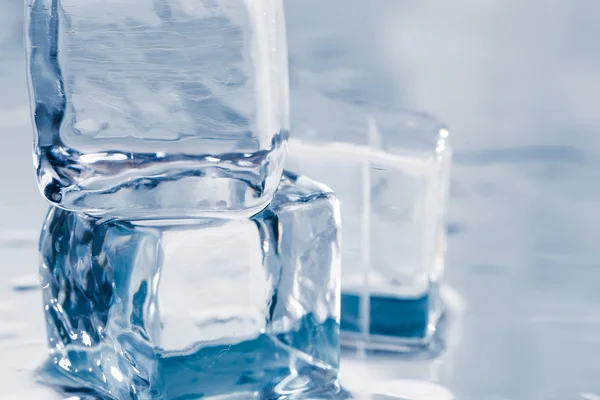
(1, 0), (600, 398)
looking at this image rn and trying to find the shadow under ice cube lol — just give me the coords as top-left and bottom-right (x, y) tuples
(38, 172), (341, 399)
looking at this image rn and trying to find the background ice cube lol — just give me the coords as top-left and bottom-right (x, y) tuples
(287, 135), (446, 298)
(286, 111), (450, 349)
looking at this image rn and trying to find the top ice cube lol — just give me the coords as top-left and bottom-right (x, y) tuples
(26, 0), (289, 218)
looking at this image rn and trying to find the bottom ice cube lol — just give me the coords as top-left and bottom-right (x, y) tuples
(38, 172), (342, 399)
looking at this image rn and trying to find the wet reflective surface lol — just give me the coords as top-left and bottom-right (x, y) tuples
(2, 0), (600, 398)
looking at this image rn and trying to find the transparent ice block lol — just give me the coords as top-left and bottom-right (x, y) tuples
(286, 110), (451, 352)
(38, 172), (341, 399)
(26, 0), (289, 218)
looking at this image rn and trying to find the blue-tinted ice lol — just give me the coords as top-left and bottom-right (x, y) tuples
(284, 0), (451, 351)
(26, 0), (289, 218)
(38, 172), (341, 399)
(286, 111), (450, 352)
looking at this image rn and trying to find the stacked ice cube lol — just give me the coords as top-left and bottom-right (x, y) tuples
(27, 0), (342, 398)
(26, 0), (453, 397)
(37, 173), (342, 399)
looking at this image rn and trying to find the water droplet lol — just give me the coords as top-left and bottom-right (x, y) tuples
(9, 274), (40, 292)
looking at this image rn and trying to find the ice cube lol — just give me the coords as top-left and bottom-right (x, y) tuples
(285, 0), (450, 352)
(286, 110), (451, 352)
(27, 0), (289, 218)
(38, 172), (341, 399)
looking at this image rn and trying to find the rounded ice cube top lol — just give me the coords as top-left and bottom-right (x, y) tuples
(26, 0), (289, 218)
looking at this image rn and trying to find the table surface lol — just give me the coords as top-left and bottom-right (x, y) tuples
(1, 1), (600, 399)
